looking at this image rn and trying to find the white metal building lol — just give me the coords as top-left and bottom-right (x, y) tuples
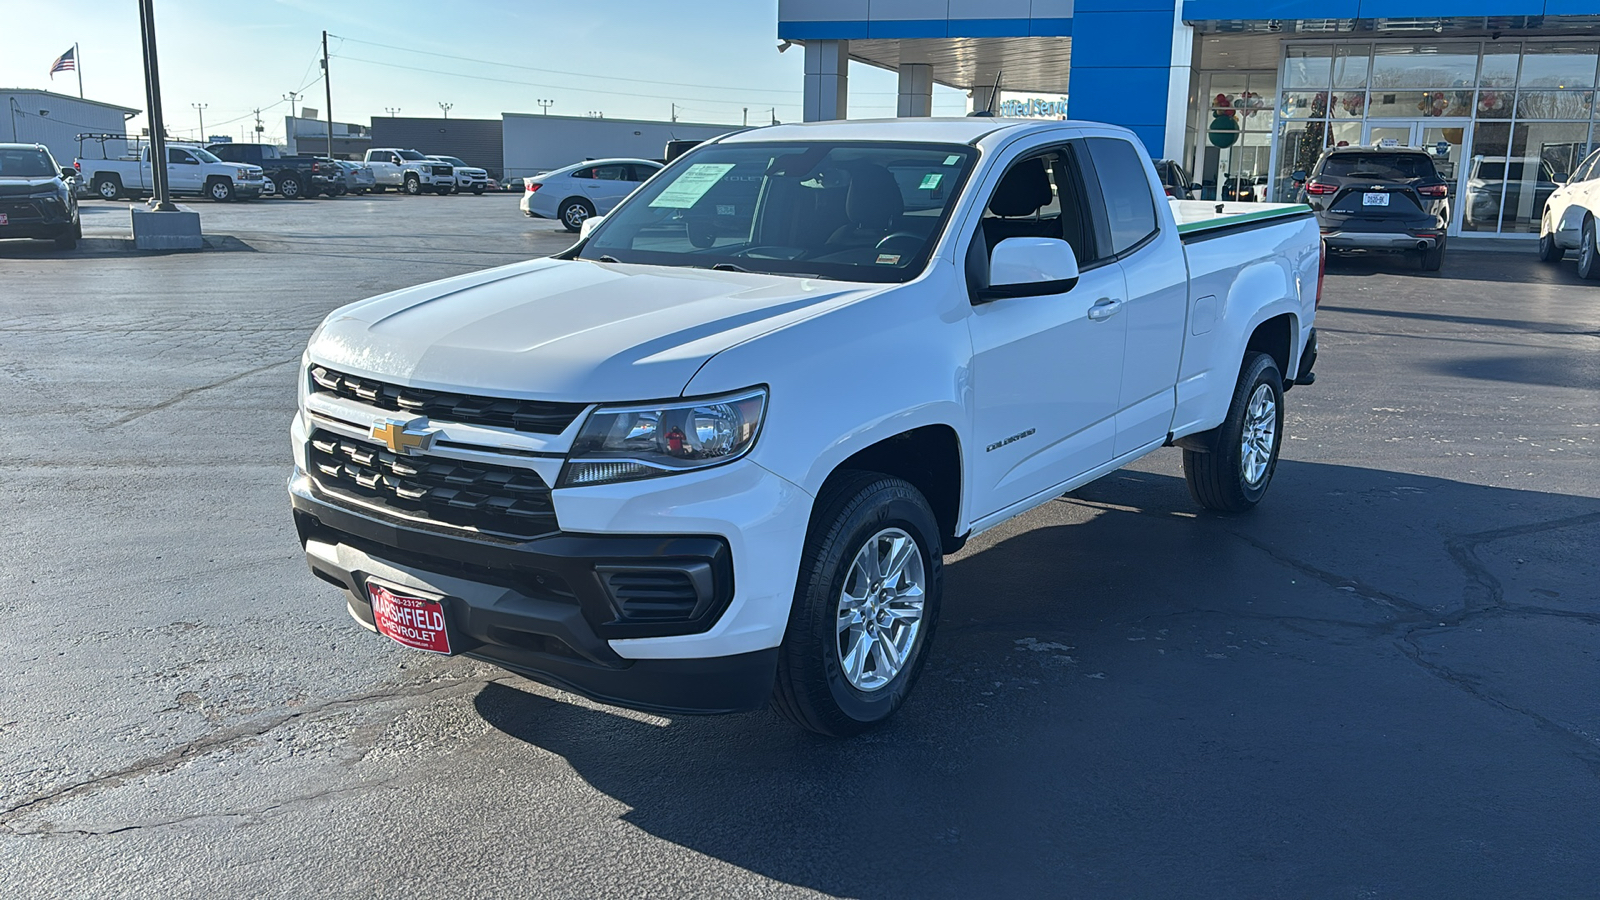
(2, 89), (139, 168)
(502, 113), (744, 177)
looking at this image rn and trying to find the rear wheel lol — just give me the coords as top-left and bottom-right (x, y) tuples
(1420, 237), (1444, 272)
(1539, 229), (1566, 263)
(94, 175), (121, 201)
(1579, 219), (1600, 280)
(560, 197), (595, 232)
(771, 471), (943, 737)
(1183, 352), (1285, 513)
(278, 174), (303, 200)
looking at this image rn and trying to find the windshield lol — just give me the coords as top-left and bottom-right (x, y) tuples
(0, 147), (58, 178)
(1320, 153), (1437, 180)
(578, 141), (979, 283)
(435, 156), (466, 167)
(189, 148), (222, 164)
(397, 150), (425, 161)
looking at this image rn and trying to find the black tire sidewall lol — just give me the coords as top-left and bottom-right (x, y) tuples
(404, 175), (420, 195)
(1227, 354), (1284, 506)
(782, 475), (943, 733)
(281, 176), (302, 199)
(96, 177), (118, 200)
(1581, 221), (1599, 279)
(561, 198), (594, 232)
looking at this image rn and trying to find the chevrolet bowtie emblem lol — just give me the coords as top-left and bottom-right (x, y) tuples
(371, 417), (436, 455)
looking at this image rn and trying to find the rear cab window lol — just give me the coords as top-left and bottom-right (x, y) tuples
(1083, 137), (1159, 256)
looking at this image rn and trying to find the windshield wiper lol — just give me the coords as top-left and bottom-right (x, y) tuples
(596, 255), (622, 263)
(709, 262), (750, 272)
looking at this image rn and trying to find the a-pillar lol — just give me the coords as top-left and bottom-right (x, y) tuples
(897, 63), (933, 117)
(803, 40), (849, 122)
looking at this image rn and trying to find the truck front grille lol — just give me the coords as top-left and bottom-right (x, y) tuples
(308, 428), (559, 540)
(310, 366), (585, 435)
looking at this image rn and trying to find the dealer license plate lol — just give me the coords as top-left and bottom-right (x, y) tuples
(1362, 192), (1390, 207)
(367, 582), (452, 654)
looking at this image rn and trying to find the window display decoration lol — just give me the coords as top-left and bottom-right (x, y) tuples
(1478, 90), (1510, 115)
(1415, 90), (1472, 117)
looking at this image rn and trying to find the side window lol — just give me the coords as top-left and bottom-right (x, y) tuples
(1575, 149), (1600, 183)
(167, 148), (191, 164)
(1085, 137), (1159, 255)
(594, 165), (628, 181)
(627, 164), (656, 182)
(972, 146), (1098, 267)
(571, 166), (595, 179)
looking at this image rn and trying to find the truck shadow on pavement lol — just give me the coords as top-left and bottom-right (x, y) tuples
(473, 460), (1600, 898)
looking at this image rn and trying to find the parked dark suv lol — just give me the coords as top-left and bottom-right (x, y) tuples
(1296, 147), (1451, 271)
(0, 143), (80, 250)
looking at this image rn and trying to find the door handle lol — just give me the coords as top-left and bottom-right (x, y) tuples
(1087, 298), (1123, 321)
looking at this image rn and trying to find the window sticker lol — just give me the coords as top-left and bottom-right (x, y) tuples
(649, 163), (736, 208)
(716, 204), (736, 216)
(918, 173), (943, 190)
(876, 253), (902, 265)
(943, 154), (962, 166)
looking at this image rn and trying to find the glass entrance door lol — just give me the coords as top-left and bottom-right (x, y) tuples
(1362, 119), (1472, 235)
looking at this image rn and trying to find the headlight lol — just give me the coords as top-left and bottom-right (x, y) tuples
(559, 388), (767, 488)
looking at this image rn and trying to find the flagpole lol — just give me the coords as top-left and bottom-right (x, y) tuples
(75, 44), (83, 99)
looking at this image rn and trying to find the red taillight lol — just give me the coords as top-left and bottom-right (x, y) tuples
(73, 160), (81, 172)
(1316, 240), (1326, 308)
(1418, 183), (1448, 198)
(525, 181), (541, 193)
(1305, 180), (1338, 195)
(1164, 186), (1176, 197)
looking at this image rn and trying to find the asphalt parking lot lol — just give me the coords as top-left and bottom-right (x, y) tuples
(2, 196), (1597, 898)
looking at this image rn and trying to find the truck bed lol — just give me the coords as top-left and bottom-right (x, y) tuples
(1169, 200), (1314, 240)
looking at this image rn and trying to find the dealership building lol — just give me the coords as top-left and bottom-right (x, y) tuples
(779, 0), (1600, 237)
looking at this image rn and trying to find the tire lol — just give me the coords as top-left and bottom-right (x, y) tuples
(560, 197), (595, 232)
(1183, 351), (1285, 513)
(471, 185), (486, 195)
(206, 178), (234, 202)
(1579, 219), (1600, 280)
(404, 174), (422, 195)
(1420, 237), (1444, 272)
(53, 218), (81, 251)
(1539, 229), (1565, 263)
(278, 174), (304, 200)
(771, 471), (943, 737)
(94, 175), (121, 201)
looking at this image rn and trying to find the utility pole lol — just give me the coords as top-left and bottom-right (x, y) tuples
(253, 108), (263, 138)
(136, 0), (174, 210)
(438, 102), (452, 119)
(321, 30), (334, 160)
(537, 99), (553, 116)
(284, 91), (302, 119)
(769, 107), (778, 125)
(385, 107), (401, 117)
(742, 107), (748, 127)
(192, 102), (207, 141)
(670, 103), (677, 123)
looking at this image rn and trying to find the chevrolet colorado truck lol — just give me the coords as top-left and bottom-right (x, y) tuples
(290, 119), (1323, 736)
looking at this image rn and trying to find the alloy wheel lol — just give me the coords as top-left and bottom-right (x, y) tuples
(1240, 383), (1277, 486)
(836, 528), (926, 692)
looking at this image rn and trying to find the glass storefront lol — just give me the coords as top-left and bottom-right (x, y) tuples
(1255, 39), (1600, 236)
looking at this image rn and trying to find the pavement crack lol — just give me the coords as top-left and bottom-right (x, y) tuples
(1443, 511), (1600, 619)
(0, 676), (508, 826)
(1225, 530), (1421, 615)
(109, 357), (298, 427)
(3, 780), (395, 838)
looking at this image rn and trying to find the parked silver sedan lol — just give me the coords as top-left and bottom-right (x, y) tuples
(336, 160), (376, 195)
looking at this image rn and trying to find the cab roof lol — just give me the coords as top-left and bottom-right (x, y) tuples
(716, 117), (1122, 149)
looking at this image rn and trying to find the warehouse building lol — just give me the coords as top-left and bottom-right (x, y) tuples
(501, 113), (742, 178)
(1, 89), (139, 169)
(779, 0), (1600, 238)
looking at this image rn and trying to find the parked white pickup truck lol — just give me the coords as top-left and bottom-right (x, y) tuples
(363, 148), (454, 195)
(77, 143), (264, 202)
(427, 155), (490, 194)
(290, 119), (1322, 735)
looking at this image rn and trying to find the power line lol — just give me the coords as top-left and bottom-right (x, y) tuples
(332, 54), (805, 110)
(328, 34), (807, 96)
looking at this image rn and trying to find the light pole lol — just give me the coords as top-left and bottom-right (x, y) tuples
(438, 102), (452, 119)
(283, 91), (302, 119)
(537, 99), (554, 116)
(191, 102), (207, 141)
(385, 107), (401, 117)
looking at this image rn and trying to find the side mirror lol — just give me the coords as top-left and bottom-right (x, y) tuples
(1291, 169), (1309, 184)
(978, 237), (1080, 302)
(61, 167), (75, 180)
(578, 214), (606, 241)
(1553, 172), (1569, 184)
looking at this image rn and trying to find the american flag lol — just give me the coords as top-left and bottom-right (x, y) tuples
(50, 47), (75, 77)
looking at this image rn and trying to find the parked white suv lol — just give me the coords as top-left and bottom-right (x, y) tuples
(363, 148), (454, 195)
(1540, 145), (1600, 277)
(522, 158), (662, 231)
(291, 119), (1323, 735)
(427, 155), (489, 194)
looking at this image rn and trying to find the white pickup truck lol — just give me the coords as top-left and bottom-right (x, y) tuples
(77, 143), (265, 202)
(363, 148), (455, 195)
(290, 119), (1322, 735)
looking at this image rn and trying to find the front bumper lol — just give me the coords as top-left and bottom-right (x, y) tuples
(0, 198), (75, 238)
(290, 473), (779, 714)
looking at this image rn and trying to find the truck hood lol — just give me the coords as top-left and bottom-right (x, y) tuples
(307, 258), (876, 402)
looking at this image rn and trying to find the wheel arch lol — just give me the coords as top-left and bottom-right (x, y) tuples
(822, 424), (965, 552)
(1245, 312), (1297, 381)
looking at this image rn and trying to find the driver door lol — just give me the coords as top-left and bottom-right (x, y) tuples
(582, 164), (634, 213)
(167, 147), (202, 193)
(966, 143), (1129, 522)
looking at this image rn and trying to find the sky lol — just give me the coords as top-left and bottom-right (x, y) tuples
(1, 0), (971, 144)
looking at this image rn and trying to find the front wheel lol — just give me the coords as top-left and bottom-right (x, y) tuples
(471, 185), (486, 195)
(207, 178), (234, 202)
(771, 471), (943, 737)
(403, 174), (421, 196)
(1183, 351), (1285, 513)
(53, 218), (81, 251)
(1539, 229), (1566, 263)
(1578, 219), (1600, 280)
